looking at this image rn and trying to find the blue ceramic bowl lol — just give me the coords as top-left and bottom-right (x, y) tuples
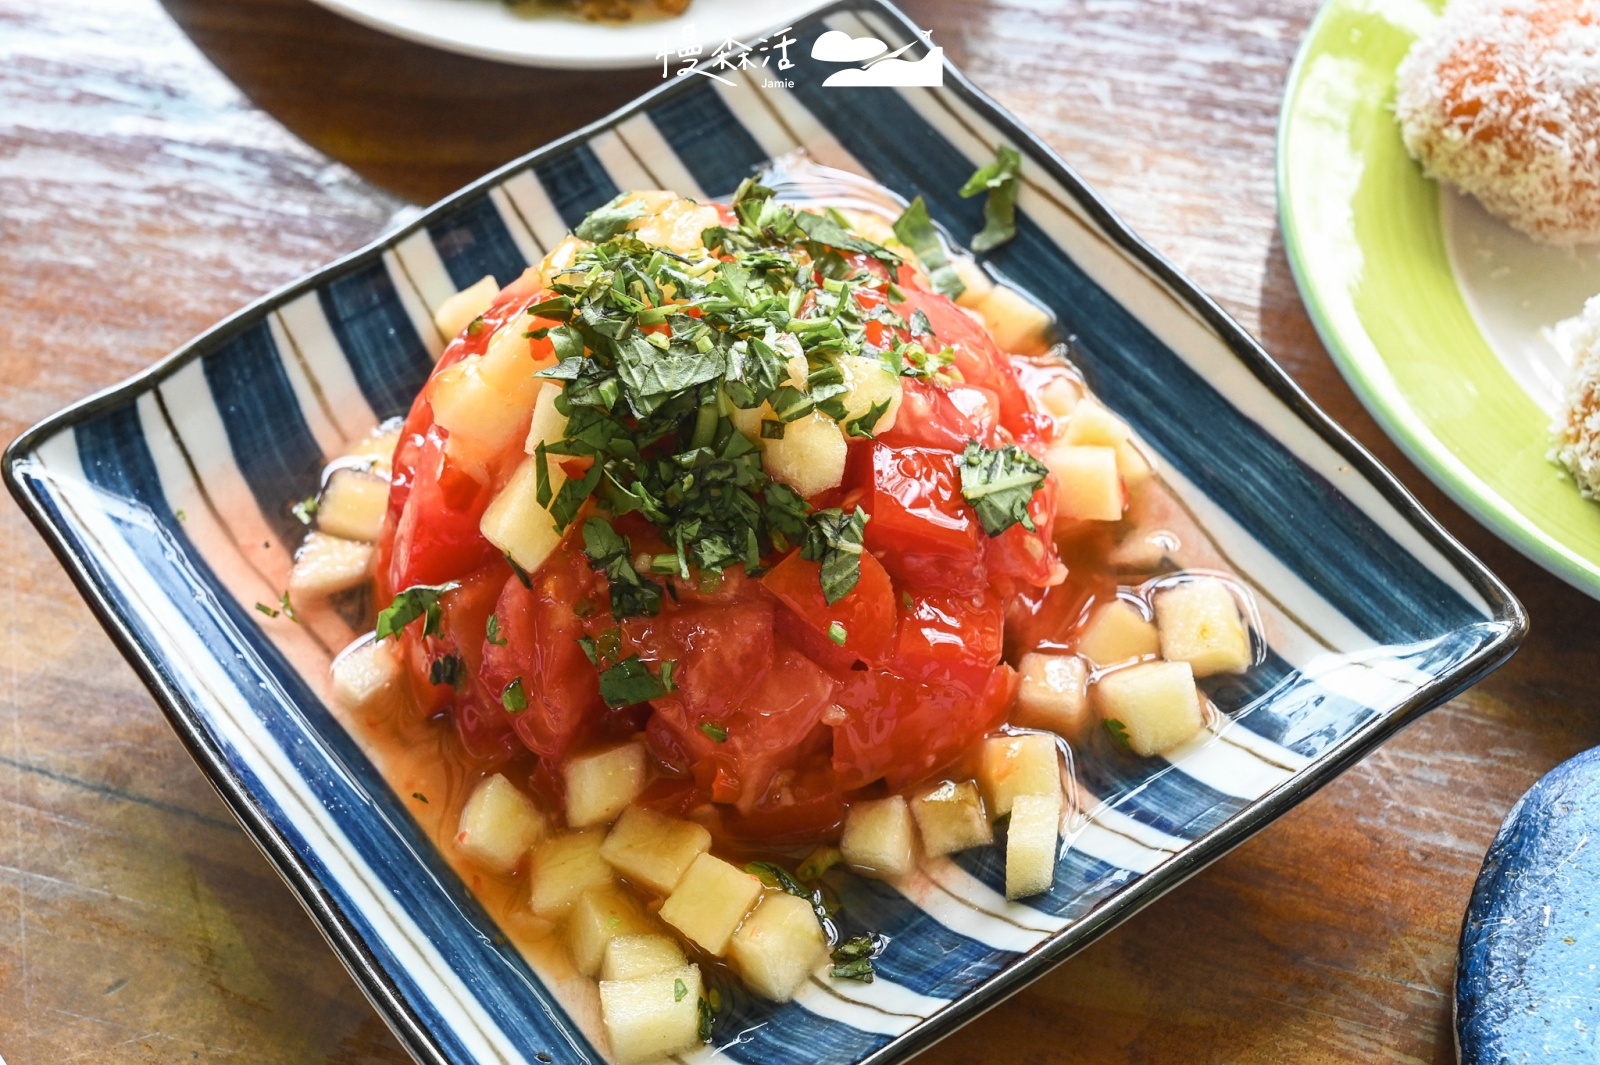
(5, 3), (1526, 1063)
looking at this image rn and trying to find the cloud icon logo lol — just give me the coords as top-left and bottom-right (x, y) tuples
(810, 30), (888, 63)
(822, 46), (945, 88)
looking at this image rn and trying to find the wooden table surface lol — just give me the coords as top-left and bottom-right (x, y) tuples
(2, 0), (1595, 1061)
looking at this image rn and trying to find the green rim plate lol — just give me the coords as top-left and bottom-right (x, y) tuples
(1277, 0), (1600, 599)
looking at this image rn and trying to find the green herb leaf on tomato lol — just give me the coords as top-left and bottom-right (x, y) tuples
(486, 613), (507, 646)
(573, 194), (650, 241)
(501, 677), (528, 713)
(699, 721), (729, 743)
(957, 440), (1049, 536)
(800, 507), (870, 605)
(375, 582), (460, 641)
(891, 196), (965, 300)
(597, 655), (672, 708)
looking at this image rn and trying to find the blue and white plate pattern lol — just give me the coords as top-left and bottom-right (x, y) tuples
(5, 4), (1525, 1064)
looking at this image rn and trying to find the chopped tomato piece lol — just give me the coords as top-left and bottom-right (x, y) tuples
(891, 587), (1007, 697)
(762, 549), (898, 669)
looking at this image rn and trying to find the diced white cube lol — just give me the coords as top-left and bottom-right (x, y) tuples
(1062, 401), (1153, 485)
(563, 743), (649, 829)
(910, 780), (993, 858)
(1046, 444), (1124, 521)
(454, 774), (545, 874)
(1153, 578), (1253, 677)
(317, 468), (389, 543)
(1013, 653), (1091, 739)
(979, 733), (1061, 818)
(434, 274), (500, 341)
(658, 853), (762, 956)
(840, 796), (915, 879)
(523, 381), (568, 455)
(568, 886), (655, 977)
(528, 830), (613, 917)
(602, 934), (687, 981)
(331, 637), (403, 717)
(838, 354), (903, 435)
(729, 891), (829, 1002)
(1005, 792), (1062, 899)
(1093, 660), (1205, 757)
(1076, 598), (1159, 667)
(761, 410), (847, 499)
(599, 964), (704, 1065)
(600, 806), (712, 896)
(480, 454), (565, 576)
(1037, 375), (1082, 419)
(975, 284), (1053, 356)
(289, 531), (374, 600)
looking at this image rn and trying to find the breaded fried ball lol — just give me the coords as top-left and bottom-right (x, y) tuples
(1551, 296), (1600, 493)
(1396, 0), (1600, 245)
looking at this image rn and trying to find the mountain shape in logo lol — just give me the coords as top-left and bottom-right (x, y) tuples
(810, 29), (887, 63)
(814, 32), (944, 88)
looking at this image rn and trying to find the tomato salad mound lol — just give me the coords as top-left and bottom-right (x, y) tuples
(289, 177), (1259, 1064)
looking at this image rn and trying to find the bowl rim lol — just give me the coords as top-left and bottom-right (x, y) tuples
(6, 2), (1528, 1062)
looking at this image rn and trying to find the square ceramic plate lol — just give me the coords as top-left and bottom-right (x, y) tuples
(5, 3), (1525, 1063)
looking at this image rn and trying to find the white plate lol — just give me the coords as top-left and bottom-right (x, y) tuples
(307, 0), (831, 69)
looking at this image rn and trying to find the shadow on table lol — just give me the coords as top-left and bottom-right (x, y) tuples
(159, 0), (664, 203)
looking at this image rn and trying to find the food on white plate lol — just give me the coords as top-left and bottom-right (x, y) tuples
(1551, 294), (1600, 494)
(501, 0), (691, 23)
(1395, 0), (1600, 245)
(280, 166), (1263, 1058)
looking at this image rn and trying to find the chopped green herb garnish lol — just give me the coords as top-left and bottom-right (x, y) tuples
(796, 846), (843, 881)
(486, 613), (506, 646)
(278, 592), (299, 623)
(1104, 718), (1133, 752)
(674, 978), (688, 1003)
(830, 933), (883, 983)
(574, 194), (650, 241)
(428, 652), (465, 689)
(597, 655), (671, 708)
(466, 316), (484, 337)
(957, 440), (1049, 536)
(375, 582), (460, 641)
(699, 722), (729, 743)
(827, 621), (847, 646)
(746, 861), (833, 924)
(582, 517), (663, 620)
(697, 996), (715, 1042)
(892, 196), (964, 300)
(959, 145), (1022, 252)
(291, 495), (318, 525)
(800, 507), (869, 605)
(174, 508), (187, 522)
(501, 677), (528, 713)
(412, 792), (429, 803)
(255, 601), (279, 619)
(505, 554), (533, 589)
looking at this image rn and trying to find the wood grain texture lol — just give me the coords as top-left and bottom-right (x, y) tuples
(0, 0), (1592, 1062)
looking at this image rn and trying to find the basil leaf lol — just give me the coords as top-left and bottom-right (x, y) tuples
(501, 677), (528, 713)
(598, 655), (670, 708)
(375, 582), (460, 641)
(958, 145), (1022, 252)
(800, 507), (870, 605)
(957, 440), (1049, 537)
(891, 196), (964, 300)
(486, 613), (507, 646)
(574, 194), (649, 241)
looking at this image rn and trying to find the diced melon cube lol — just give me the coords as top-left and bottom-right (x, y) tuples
(727, 400), (771, 441)
(528, 829), (613, 917)
(599, 964), (704, 1065)
(288, 531), (373, 599)
(523, 381), (568, 455)
(841, 796), (915, 879)
(603, 934), (687, 981)
(568, 886), (655, 977)
(434, 274), (499, 341)
(910, 780), (993, 857)
(761, 410), (847, 499)
(454, 774), (545, 874)
(659, 853), (762, 956)
(1038, 375), (1082, 420)
(628, 195), (720, 253)
(729, 891), (829, 1002)
(1076, 598), (1159, 667)
(1153, 578), (1253, 677)
(1093, 660), (1205, 757)
(979, 733), (1061, 818)
(537, 234), (591, 289)
(600, 806), (712, 896)
(343, 425), (402, 473)
(428, 363), (527, 463)
(479, 454), (565, 576)
(950, 254), (996, 307)
(316, 468), (389, 543)
(838, 354), (903, 435)
(563, 742), (649, 829)
(1046, 444), (1124, 521)
(975, 284), (1053, 356)
(331, 637), (403, 717)
(1005, 792), (1062, 899)
(1061, 401), (1152, 484)
(1013, 653), (1091, 738)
